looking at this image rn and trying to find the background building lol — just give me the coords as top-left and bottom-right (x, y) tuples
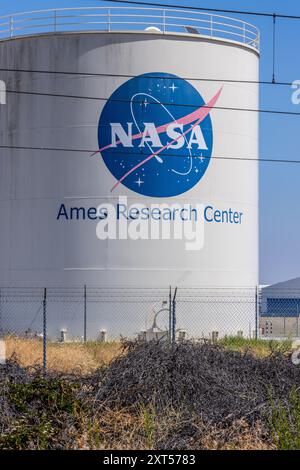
(261, 278), (300, 338)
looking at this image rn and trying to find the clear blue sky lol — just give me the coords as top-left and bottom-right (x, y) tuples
(0, 0), (299, 285)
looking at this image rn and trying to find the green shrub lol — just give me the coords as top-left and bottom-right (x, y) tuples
(269, 388), (300, 450)
(0, 377), (82, 450)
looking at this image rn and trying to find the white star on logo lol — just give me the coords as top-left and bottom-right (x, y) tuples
(169, 83), (178, 92)
(141, 98), (149, 108)
(135, 178), (144, 187)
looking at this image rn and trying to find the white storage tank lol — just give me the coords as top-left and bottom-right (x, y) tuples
(0, 7), (260, 339)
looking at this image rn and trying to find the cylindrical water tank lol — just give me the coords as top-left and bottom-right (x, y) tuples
(0, 8), (260, 339)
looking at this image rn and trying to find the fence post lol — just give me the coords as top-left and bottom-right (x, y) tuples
(108, 9), (111, 32)
(172, 287), (177, 343)
(84, 284), (87, 342)
(163, 9), (166, 34)
(255, 285), (259, 339)
(0, 288), (2, 336)
(43, 288), (47, 371)
(168, 286), (172, 341)
(10, 16), (13, 38)
(54, 10), (57, 33)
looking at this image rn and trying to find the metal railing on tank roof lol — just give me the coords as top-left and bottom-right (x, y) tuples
(0, 7), (260, 52)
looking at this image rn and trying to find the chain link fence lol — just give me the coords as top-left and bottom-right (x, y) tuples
(0, 285), (260, 341)
(1, 285), (299, 368)
(0, 286), (171, 342)
(259, 286), (300, 339)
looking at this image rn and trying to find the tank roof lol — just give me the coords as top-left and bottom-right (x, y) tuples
(0, 6), (260, 53)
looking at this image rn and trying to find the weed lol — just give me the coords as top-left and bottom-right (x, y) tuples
(142, 406), (156, 449)
(269, 388), (300, 450)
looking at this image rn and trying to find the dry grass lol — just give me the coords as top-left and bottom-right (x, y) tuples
(200, 420), (275, 450)
(4, 336), (122, 374)
(80, 408), (150, 450)
(75, 408), (275, 450)
(4, 336), (293, 375)
(219, 336), (292, 358)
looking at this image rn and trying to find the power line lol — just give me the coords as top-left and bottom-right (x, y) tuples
(0, 143), (300, 165)
(103, 0), (300, 20)
(0, 67), (294, 87)
(4, 87), (300, 118)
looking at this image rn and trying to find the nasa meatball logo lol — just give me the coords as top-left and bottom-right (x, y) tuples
(96, 73), (222, 197)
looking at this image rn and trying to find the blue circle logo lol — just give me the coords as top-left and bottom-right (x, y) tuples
(98, 73), (220, 197)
